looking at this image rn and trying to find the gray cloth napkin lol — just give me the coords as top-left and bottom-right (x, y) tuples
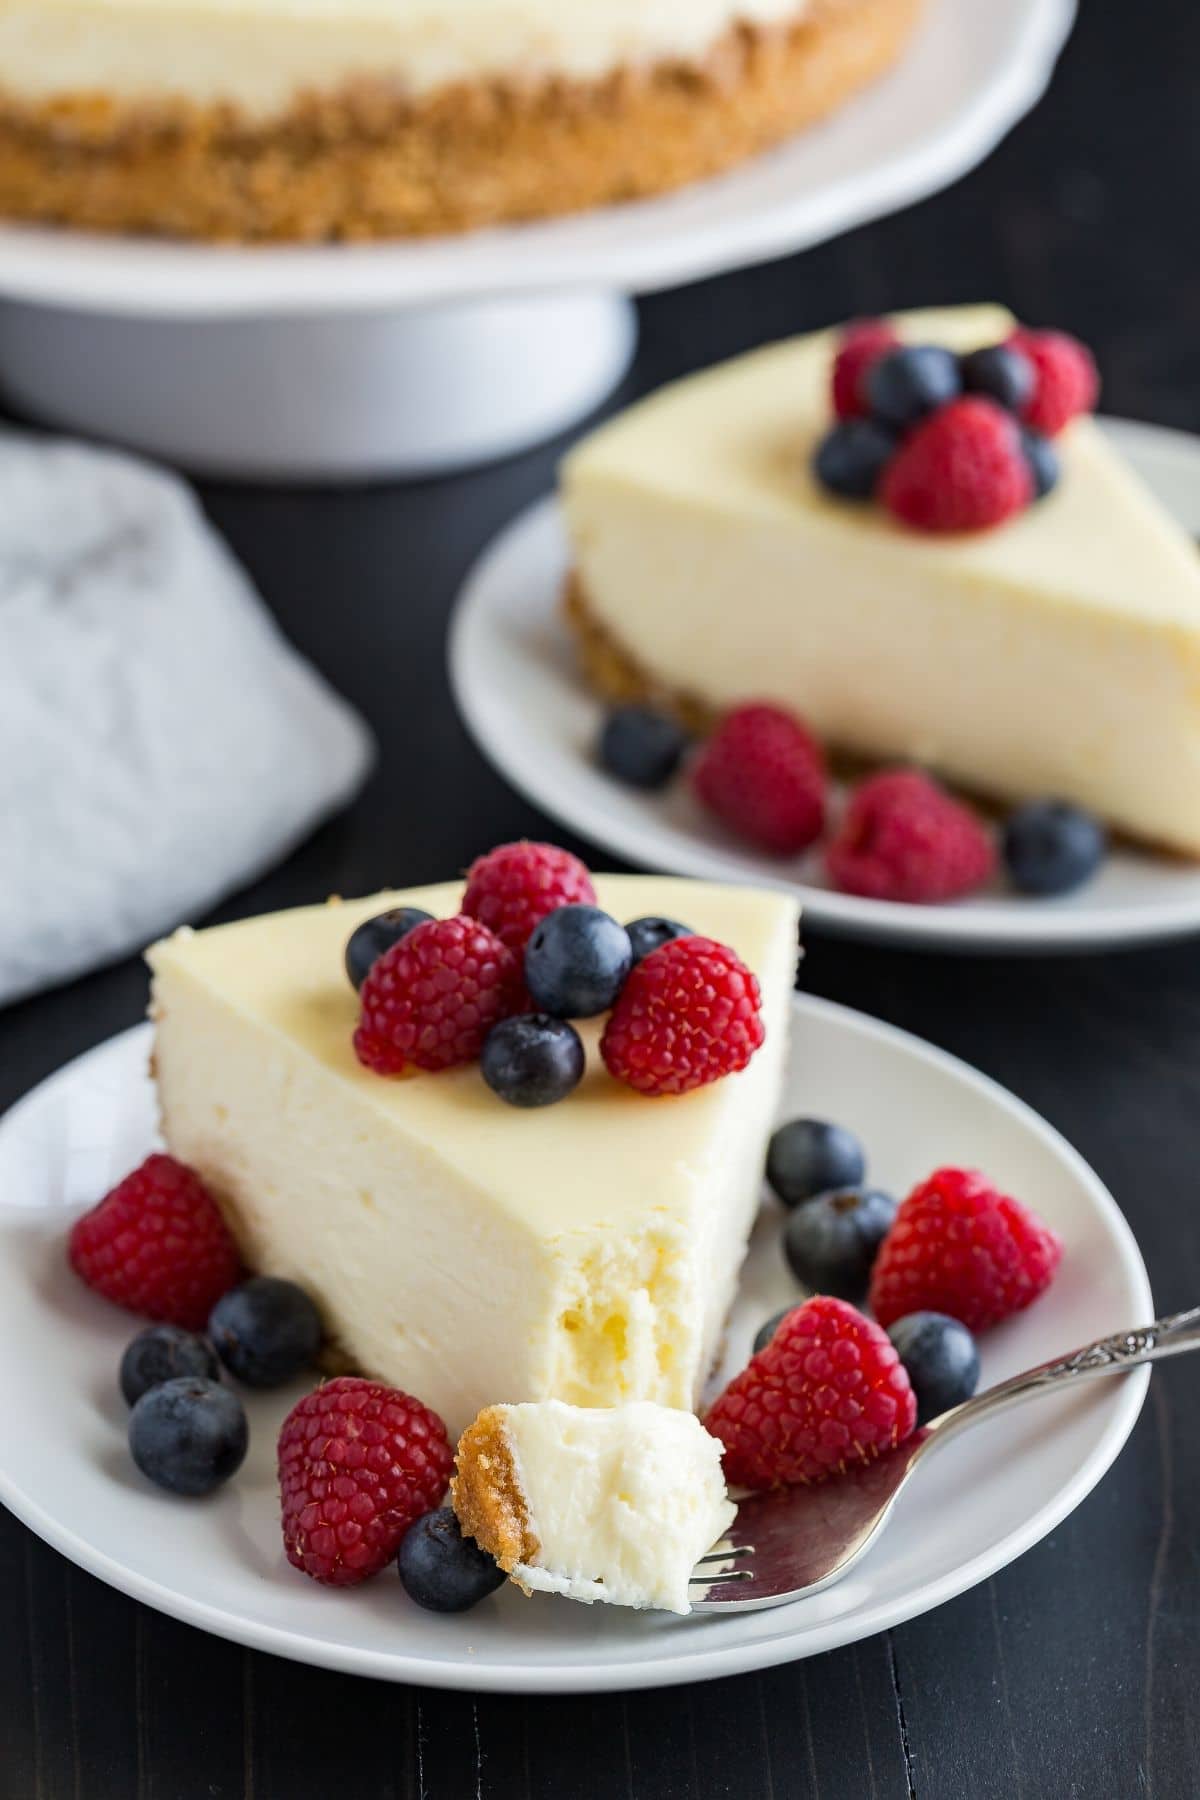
(0, 430), (375, 1006)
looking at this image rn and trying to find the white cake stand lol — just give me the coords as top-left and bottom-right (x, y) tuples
(0, 0), (1073, 480)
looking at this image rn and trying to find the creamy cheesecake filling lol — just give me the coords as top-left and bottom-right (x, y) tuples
(0, 0), (809, 114)
(563, 305), (1200, 856)
(456, 1400), (736, 1613)
(148, 875), (798, 1436)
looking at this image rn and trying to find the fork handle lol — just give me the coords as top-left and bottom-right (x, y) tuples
(919, 1305), (1200, 1453)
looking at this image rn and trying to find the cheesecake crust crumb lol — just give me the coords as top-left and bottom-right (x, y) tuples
(0, 0), (922, 241)
(564, 572), (718, 735)
(452, 1407), (539, 1580)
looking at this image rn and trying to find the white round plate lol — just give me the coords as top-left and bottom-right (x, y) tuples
(450, 417), (1200, 954)
(0, 998), (1150, 1692)
(0, 0), (1074, 317)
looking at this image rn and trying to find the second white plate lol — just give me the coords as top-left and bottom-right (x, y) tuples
(449, 417), (1200, 954)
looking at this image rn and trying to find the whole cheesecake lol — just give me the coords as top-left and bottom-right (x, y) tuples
(564, 304), (1200, 857)
(0, 0), (922, 240)
(147, 873), (799, 1435)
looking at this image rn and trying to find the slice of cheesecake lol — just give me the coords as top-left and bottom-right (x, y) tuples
(452, 1399), (735, 1613)
(563, 305), (1200, 856)
(147, 874), (798, 1436)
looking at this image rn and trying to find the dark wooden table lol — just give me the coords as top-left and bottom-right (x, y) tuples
(4, 3), (1199, 1794)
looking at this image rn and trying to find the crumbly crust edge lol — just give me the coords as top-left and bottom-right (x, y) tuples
(451, 1408), (540, 1583)
(0, 0), (923, 240)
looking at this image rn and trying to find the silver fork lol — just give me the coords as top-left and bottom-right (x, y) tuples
(690, 1306), (1200, 1612)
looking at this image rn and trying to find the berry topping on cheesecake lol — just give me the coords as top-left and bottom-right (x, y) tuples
(350, 844), (773, 1100)
(813, 316), (1098, 532)
(831, 319), (901, 420)
(353, 914), (523, 1075)
(345, 907), (435, 991)
(880, 397), (1034, 533)
(1007, 329), (1100, 437)
(462, 841), (596, 951)
(480, 1014), (587, 1108)
(523, 905), (633, 1017)
(601, 935), (765, 1095)
(625, 914), (694, 964)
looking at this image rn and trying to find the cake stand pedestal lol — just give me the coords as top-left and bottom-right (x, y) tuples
(0, 0), (1074, 480)
(0, 291), (636, 481)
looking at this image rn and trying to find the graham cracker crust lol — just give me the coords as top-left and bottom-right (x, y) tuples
(452, 1407), (539, 1578)
(0, 0), (923, 241)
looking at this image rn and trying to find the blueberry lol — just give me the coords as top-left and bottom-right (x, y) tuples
(346, 907), (434, 990)
(1002, 799), (1108, 896)
(766, 1118), (866, 1209)
(524, 905), (632, 1017)
(128, 1377), (248, 1496)
(598, 705), (689, 790)
(1021, 430), (1060, 501)
(813, 418), (896, 500)
(482, 1014), (586, 1108)
(625, 916), (693, 965)
(208, 1277), (323, 1388)
(398, 1507), (507, 1613)
(783, 1187), (897, 1303)
(887, 1312), (980, 1425)
(752, 1306), (802, 1357)
(120, 1324), (220, 1407)
(960, 343), (1035, 413)
(866, 345), (961, 428)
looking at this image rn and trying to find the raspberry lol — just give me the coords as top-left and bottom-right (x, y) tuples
(68, 1153), (241, 1331)
(831, 319), (900, 420)
(462, 841), (596, 951)
(692, 703), (827, 856)
(278, 1377), (454, 1586)
(354, 915), (522, 1075)
(870, 1166), (1063, 1332)
(706, 1296), (916, 1489)
(1008, 328), (1099, 437)
(881, 396), (1032, 532)
(601, 934), (765, 1096)
(826, 769), (995, 903)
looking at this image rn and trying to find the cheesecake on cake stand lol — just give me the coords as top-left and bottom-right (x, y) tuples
(0, 0), (1073, 480)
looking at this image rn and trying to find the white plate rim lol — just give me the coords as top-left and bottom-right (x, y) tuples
(0, 0), (1075, 317)
(448, 416), (1200, 956)
(0, 997), (1151, 1693)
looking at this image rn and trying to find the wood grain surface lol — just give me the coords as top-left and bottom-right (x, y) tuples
(3, 1), (1198, 1793)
